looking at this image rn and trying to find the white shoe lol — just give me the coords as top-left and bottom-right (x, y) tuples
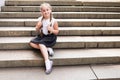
(45, 60), (53, 74)
(48, 48), (54, 56)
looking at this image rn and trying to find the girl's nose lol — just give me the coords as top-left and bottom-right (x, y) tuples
(45, 11), (47, 13)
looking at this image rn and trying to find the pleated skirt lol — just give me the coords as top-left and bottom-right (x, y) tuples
(30, 34), (57, 47)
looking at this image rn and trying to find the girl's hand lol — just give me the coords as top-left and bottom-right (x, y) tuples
(35, 21), (42, 31)
(35, 26), (39, 31)
(47, 21), (59, 35)
(47, 26), (53, 33)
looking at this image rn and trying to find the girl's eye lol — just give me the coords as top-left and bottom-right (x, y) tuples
(42, 9), (48, 12)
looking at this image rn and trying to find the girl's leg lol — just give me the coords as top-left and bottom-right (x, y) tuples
(29, 42), (39, 49)
(39, 44), (49, 61)
(39, 44), (53, 74)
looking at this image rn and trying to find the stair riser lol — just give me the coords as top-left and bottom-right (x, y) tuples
(53, 57), (120, 66)
(0, 57), (119, 67)
(5, 1), (82, 6)
(83, 2), (120, 7)
(0, 42), (120, 50)
(2, 6), (120, 12)
(1, 21), (120, 27)
(0, 60), (43, 68)
(1, 13), (120, 19)
(5, 1), (120, 7)
(0, 30), (120, 37)
(0, 31), (32, 37)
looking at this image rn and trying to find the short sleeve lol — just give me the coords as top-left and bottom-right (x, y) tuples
(37, 16), (43, 21)
(51, 18), (57, 27)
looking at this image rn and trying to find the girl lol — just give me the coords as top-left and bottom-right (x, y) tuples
(29, 3), (59, 74)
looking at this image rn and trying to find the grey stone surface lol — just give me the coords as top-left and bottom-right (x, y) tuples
(83, 2), (120, 7)
(0, 0), (120, 79)
(1, 27), (120, 37)
(96, 37), (120, 48)
(1, 6), (23, 12)
(0, 36), (120, 49)
(0, 27), (33, 37)
(5, 1), (82, 6)
(1, 19), (120, 27)
(102, 27), (120, 36)
(0, 49), (120, 67)
(0, 65), (96, 80)
(2, 6), (120, 12)
(91, 64), (120, 80)
(0, 50), (43, 67)
(5, 0), (120, 7)
(1, 12), (120, 19)
(106, 21), (120, 27)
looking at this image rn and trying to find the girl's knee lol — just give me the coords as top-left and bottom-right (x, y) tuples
(29, 42), (39, 49)
(39, 44), (44, 47)
(39, 44), (46, 48)
(29, 42), (33, 46)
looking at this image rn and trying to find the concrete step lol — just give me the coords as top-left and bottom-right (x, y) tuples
(0, 64), (120, 80)
(0, 48), (119, 67)
(1, 19), (120, 27)
(5, 0), (120, 7)
(5, 0), (83, 6)
(2, 6), (120, 12)
(0, 65), (97, 80)
(0, 36), (120, 49)
(1, 12), (120, 19)
(0, 27), (120, 37)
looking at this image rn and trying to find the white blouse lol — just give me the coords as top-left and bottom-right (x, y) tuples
(38, 16), (56, 35)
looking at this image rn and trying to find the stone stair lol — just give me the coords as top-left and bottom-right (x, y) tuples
(0, 0), (120, 79)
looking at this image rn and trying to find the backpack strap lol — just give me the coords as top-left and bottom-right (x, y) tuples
(38, 17), (53, 36)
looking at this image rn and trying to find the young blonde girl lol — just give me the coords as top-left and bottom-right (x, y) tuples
(29, 3), (59, 74)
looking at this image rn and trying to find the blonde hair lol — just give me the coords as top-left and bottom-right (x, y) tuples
(40, 3), (52, 11)
(40, 3), (52, 21)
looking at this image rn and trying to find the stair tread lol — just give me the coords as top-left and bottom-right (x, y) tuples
(1, 12), (120, 19)
(2, 6), (120, 12)
(1, 19), (120, 21)
(0, 48), (119, 61)
(5, 0), (120, 7)
(2, 5), (120, 7)
(1, 27), (120, 31)
(1, 12), (120, 14)
(0, 27), (120, 37)
(0, 36), (120, 43)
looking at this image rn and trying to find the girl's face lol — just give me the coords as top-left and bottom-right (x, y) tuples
(41, 6), (51, 19)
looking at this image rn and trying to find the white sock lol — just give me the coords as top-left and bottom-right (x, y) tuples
(45, 59), (51, 70)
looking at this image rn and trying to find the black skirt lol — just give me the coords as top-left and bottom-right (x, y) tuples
(30, 34), (57, 47)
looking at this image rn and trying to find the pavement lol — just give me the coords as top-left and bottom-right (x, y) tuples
(0, 64), (120, 80)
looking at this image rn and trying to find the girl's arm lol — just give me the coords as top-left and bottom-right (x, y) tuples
(35, 21), (42, 31)
(48, 21), (59, 35)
